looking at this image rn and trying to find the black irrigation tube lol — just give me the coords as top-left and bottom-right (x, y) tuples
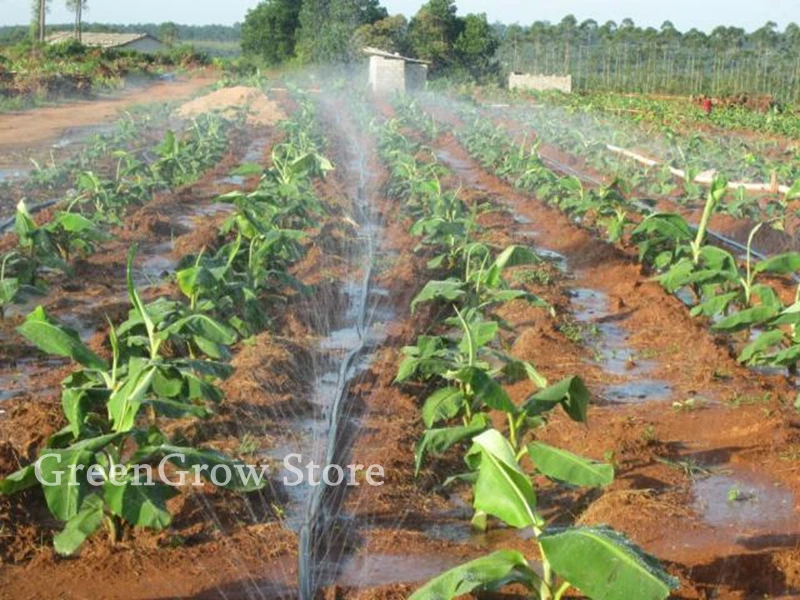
(298, 132), (377, 600)
(0, 199), (59, 233)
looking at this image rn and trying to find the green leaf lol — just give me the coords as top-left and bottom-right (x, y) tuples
(52, 212), (103, 234)
(39, 433), (122, 520)
(421, 387), (465, 428)
(411, 279), (465, 312)
(0, 464), (38, 495)
(454, 367), (515, 414)
(711, 305), (778, 333)
(107, 360), (156, 433)
(527, 442), (614, 487)
(754, 252), (800, 275)
(522, 376), (590, 423)
(104, 479), (177, 530)
(163, 314), (237, 346)
(738, 329), (785, 364)
(539, 525), (678, 600)
(492, 245), (542, 271)
(126, 247), (157, 355)
(53, 494), (104, 556)
(61, 388), (92, 438)
(467, 429), (540, 529)
(14, 200), (37, 242)
(690, 292), (738, 318)
(458, 320), (498, 355)
(408, 550), (537, 600)
(414, 415), (488, 475)
(17, 306), (106, 370)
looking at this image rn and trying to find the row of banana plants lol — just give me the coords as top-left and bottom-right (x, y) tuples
(0, 96), (332, 555)
(459, 90), (800, 223)
(7, 103), (177, 194)
(372, 109), (677, 599)
(423, 100), (800, 378)
(1, 111), (238, 320)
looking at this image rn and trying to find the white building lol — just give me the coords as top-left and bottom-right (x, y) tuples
(509, 73), (573, 93)
(46, 32), (165, 54)
(364, 47), (429, 95)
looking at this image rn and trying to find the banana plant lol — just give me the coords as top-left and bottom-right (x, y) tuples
(411, 430), (677, 600)
(411, 244), (548, 314)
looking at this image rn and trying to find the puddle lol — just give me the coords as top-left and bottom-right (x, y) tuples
(537, 248), (567, 271)
(512, 213), (532, 224)
(243, 138), (270, 163)
(570, 287), (673, 403)
(51, 124), (116, 150)
(60, 313), (99, 342)
(135, 242), (177, 285)
(693, 469), (796, 531)
(605, 380), (673, 403)
(0, 168), (29, 184)
(435, 149), (488, 190)
(177, 202), (234, 229)
(335, 553), (460, 588)
(571, 288), (636, 375)
(675, 288), (695, 306)
(0, 358), (67, 402)
(0, 372), (31, 402)
(214, 175), (246, 187)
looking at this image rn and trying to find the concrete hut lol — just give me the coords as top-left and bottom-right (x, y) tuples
(364, 47), (429, 94)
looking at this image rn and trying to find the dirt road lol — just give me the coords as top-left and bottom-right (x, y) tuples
(0, 71), (218, 167)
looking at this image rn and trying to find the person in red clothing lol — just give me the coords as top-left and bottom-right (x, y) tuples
(701, 96), (713, 115)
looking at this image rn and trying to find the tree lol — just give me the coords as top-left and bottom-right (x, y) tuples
(159, 22), (180, 47)
(241, 0), (301, 65)
(353, 15), (409, 55)
(31, 0), (51, 43)
(407, 0), (461, 68)
(66, 0), (88, 42)
(296, 0), (386, 63)
(453, 13), (499, 82)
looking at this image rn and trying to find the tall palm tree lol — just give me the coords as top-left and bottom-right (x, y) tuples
(66, 0), (88, 43)
(32, 0), (50, 43)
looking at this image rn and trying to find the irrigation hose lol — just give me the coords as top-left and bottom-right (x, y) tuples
(299, 142), (376, 600)
(0, 199), (59, 233)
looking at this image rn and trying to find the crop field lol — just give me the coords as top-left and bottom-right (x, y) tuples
(1, 5), (800, 599)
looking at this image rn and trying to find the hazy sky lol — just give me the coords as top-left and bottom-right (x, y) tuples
(1, 0), (798, 32)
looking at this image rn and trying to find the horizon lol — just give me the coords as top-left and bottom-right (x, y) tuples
(0, 0), (798, 34)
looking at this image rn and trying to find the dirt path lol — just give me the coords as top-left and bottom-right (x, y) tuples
(0, 71), (218, 166)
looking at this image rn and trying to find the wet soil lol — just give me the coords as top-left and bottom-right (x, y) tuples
(1, 89), (800, 600)
(341, 104), (800, 599)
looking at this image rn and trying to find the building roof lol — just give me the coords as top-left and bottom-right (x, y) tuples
(362, 47), (430, 65)
(46, 32), (163, 49)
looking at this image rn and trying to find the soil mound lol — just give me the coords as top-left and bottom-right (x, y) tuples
(176, 86), (286, 126)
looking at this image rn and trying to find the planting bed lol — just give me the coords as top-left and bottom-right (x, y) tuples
(0, 81), (799, 600)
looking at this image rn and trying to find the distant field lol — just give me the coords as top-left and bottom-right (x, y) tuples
(192, 40), (241, 58)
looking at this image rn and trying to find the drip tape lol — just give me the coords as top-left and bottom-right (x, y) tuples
(0, 200), (59, 233)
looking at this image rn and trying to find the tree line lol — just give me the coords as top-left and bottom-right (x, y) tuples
(0, 2), (241, 46)
(494, 17), (800, 101)
(241, 0), (500, 81)
(9, 1), (800, 101)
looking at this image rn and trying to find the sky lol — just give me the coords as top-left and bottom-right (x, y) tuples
(1, 0), (798, 33)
